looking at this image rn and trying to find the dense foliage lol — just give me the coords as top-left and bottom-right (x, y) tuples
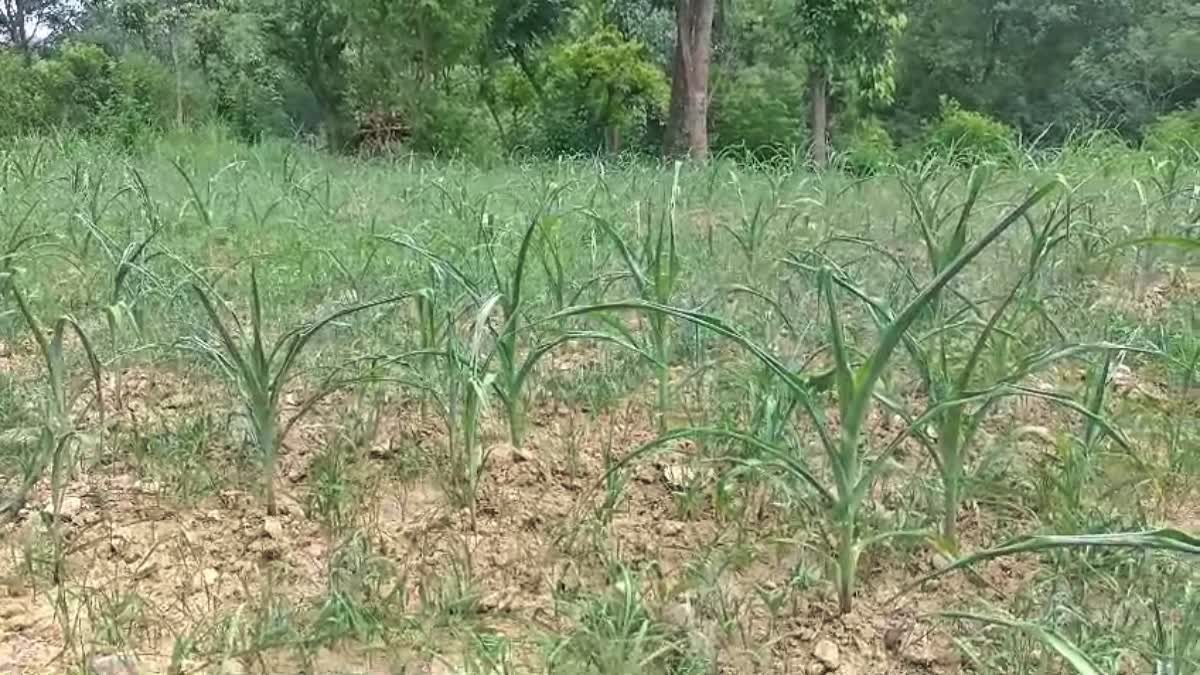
(0, 0), (1198, 159)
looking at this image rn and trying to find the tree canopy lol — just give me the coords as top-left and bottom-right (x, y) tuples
(0, 0), (1196, 159)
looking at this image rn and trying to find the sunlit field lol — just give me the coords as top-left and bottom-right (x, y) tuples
(1, 130), (1198, 675)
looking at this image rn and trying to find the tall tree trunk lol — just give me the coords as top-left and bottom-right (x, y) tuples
(171, 31), (184, 129)
(510, 48), (546, 103)
(809, 65), (830, 168)
(4, 0), (31, 64)
(665, 0), (716, 159)
(606, 125), (621, 154)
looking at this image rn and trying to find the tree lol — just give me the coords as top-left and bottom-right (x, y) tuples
(486, 0), (568, 100)
(1068, 0), (1200, 135)
(543, 25), (668, 152)
(890, 0), (1147, 140)
(339, 0), (490, 111)
(110, 0), (209, 129)
(192, 4), (286, 138)
(265, 0), (349, 132)
(793, 0), (906, 166)
(1, 0), (77, 60)
(665, 0), (716, 158)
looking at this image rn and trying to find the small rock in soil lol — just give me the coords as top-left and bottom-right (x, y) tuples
(661, 463), (695, 490)
(661, 600), (694, 628)
(883, 625), (906, 652)
(89, 654), (138, 675)
(488, 443), (534, 465)
(119, 545), (142, 566)
(262, 516), (283, 539)
(658, 520), (683, 537)
(813, 639), (840, 671)
(57, 495), (84, 518)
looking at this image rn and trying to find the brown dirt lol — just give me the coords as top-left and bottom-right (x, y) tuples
(0, 354), (1181, 675)
(1092, 265), (1199, 321)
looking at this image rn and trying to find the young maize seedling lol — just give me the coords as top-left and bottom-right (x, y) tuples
(1132, 157), (1186, 299)
(382, 188), (638, 448)
(802, 176), (1135, 548)
(484, 207), (549, 447)
(442, 295), (497, 521)
(722, 170), (799, 268)
(0, 198), (49, 296)
(537, 214), (569, 313)
(187, 269), (405, 515)
(0, 282), (103, 523)
(82, 216), (163, 411)
(903, 528), (1200, 596)
(554, 178), (1062, 613)
(1, 141), (47, 188)
(587, 162), (683, 432)
(1151, 588), (1200, 675)
(172, 157), (239, 230)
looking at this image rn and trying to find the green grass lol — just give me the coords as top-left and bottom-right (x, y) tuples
(1, 127), (1198, 673)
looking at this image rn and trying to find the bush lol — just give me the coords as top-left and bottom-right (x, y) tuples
(1064, 128), (1129, 155)
(0, 52), (52, 135)
(923, 98), (1015, 164)
(528, 27), (668, 155)
(4, 43), (180, 145)
(1056, 128), (1131, 171)
(407, 76), (501, 159)
(1143, 110), (1200, 157)
(837, 117), (896, 174)
(711, 63), (806, 160)
(36, 43), (115, 129)
(101, 52), (178, 146)
(192, 7), (287, 141)
(344, 67), (500, 159)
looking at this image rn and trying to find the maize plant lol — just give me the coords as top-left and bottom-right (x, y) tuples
(793, 170), (1137, 549)
(0, 282), (103, 523)
(555, 178), (1063, 613)
(587, 162), (684, 432)
(382, 184), (638, 448)
(187, 269), (406, 515)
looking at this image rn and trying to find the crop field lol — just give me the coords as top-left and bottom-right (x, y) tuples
(0, 132), (1198, 675)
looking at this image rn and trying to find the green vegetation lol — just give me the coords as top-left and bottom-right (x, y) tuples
(0, 131), (1197, 673)
(1, 0), (1198, 160)
(1, 1), (1199, 673)
(923, 99), (1016, 164)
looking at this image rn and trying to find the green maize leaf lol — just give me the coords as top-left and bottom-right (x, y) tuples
(587, 212), (650, 294)
(269, 292), (413, 400)
(942, 167), (990, 270)
(941, 612), (1105, 675)
(377, 235), (482, 300)
(821, 270), (856, 423)
(549, 300), (822, 400)
(1103, 235), (1200, 254)
(602, 427), (835, 505)
(856, 179), (1064, 403)
(191, 283), (256, 389)
(903, 529), (1200, 597)
(512, 330), (660, 395)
